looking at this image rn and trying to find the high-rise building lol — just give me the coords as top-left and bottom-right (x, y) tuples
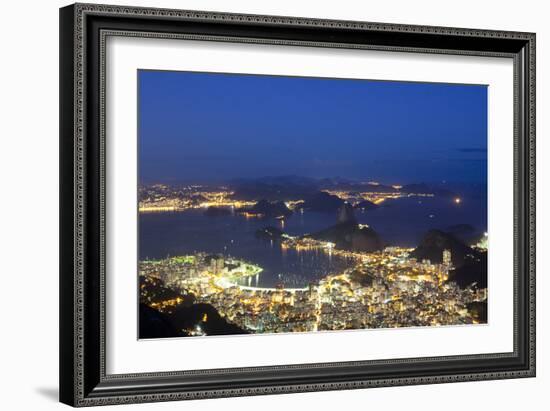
(216, 256), (224, 273)
(443, 249), (452, 266)
(210, 255), (225, 274)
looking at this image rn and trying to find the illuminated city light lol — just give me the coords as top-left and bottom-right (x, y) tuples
(140, 244), (484, 335)
(138, 184), (486, 335)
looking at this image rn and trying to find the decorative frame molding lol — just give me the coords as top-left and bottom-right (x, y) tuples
(60, 3), (535, 407)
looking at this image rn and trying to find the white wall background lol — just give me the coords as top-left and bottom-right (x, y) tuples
(0, 0), (546, 409)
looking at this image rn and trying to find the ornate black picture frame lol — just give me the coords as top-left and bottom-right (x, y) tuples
(60, 3), (535, 407)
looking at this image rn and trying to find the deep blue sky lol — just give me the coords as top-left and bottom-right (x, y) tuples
(138, 70), (487, 185)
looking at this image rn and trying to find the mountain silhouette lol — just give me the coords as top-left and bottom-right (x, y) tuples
(410, 229), (479, 268)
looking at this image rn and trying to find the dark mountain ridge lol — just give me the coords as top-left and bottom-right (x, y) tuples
(309, 221), (384, 252)
(410, 229), (486, 288)
(240, 199), (292, 218)
(410, 229), (479, 268)
(297, 191), (344, 213)
(308, 204), (383, 252)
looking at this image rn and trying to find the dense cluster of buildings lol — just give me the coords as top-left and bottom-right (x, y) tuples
(138, 182), (486, 335)
(138, 183), (435, 212)
(322, 188), (434, 206)
(139, 240), (487, 335)
(138, 183), (255, 212)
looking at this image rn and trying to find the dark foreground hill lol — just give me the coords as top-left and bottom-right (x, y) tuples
(169, 304), (248, 336)
(139, 303), (184, 339)
(139, 277), (247, 338)
(139, 301), (248, 338)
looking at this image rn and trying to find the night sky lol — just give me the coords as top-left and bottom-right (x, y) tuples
(138, 70), (487, 185)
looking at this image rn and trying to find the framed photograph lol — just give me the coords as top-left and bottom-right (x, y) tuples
(59, 3), (536, 407)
